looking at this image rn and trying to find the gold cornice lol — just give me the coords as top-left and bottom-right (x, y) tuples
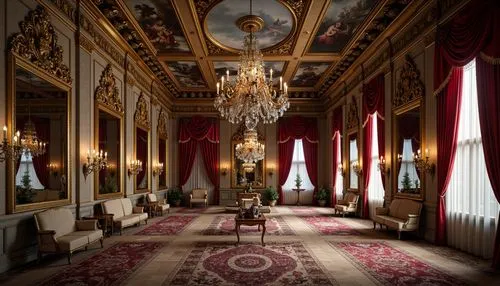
(78, 33), (94, 53)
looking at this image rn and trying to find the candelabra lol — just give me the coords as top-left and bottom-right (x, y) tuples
(377, 156), (390, 175)
(152, 162), (164, 176)
(128, 160), (143, 177)
(83, 149), (108, 180)
(338, 163), (345, 177)
(351, 161), (362, 176)
(413, 149), (435, 175)
(0, 126), (23, 162)
(47, 163), (59, 177)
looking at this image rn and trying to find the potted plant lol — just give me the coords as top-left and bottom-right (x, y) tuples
(264, 186), (279, 207)
(295, 173), (302, 189)
(167, 186), (182, 207)
(316, 187), (329, 207)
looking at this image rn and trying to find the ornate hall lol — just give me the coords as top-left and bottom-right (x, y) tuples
(0, 0), (499, 285)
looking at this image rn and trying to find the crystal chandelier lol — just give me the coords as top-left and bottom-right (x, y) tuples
(214, 0), (289, 131)
(20, 119), (47, 157)
(235, 129), (265, 165)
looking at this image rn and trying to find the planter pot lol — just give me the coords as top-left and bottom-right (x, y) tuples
(269, 200), (277, 207)
(173, 200), (181, 207)
(318, 200), (327, 207)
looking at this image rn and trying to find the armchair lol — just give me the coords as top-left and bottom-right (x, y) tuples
(146, 193), (170, 216)
(334, 191), (359, 217)
(190, 188), (208, 208)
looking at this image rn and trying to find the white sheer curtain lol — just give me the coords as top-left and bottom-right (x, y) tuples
(15, 150), (45, 189)
(446, 59), (500, 258)
(349, 138), (358, 189)
(335, 136), (344, 200)
(183, 145), (214, 204)
(283, 139), (314, 204)
(397, 139), (420, 190)
(367, 115), (385, 219)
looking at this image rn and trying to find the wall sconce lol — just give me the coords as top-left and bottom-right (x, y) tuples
(83, 149), (107, 180)
(128, 160), (143, 177)
(414, 148), (435, 175)
(221, 166), (228, 176)
(377, 156), (390, 175)
(267, 165), (275, 177)
(352, 161), (362, 176)
(152, 162), (164, 176)
(337, 163), (345, 177)
(47, 163), (59, 177)
(0, 126), (22, 162)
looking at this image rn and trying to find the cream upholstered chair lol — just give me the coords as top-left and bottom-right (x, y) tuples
(146, 193), (170, 216)
(34, 208), (104, 264)
(334, 191), (359, 217)
(190, 188), (208, 208)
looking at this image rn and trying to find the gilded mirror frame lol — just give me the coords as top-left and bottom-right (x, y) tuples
(94, 64), (125, 200)
(7, 54), (72, 213)
(157, 109), (168, 191)
(345, 96), (360, 193)
(134, 93), (151, 194)
(391, 55), (426, 201)
(230, 124), (265, 189)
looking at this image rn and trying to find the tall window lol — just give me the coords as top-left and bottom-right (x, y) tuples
(349, 138), (358, 189)
(397, 139), (420, 190)
(15, 150), (45, 190)
(367, 115), (385, 219)
(335, 136), (343, 199)
(446, 60), (500, 258)
(283, 140), (314, 192)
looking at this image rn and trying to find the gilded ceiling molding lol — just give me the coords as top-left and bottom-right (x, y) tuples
(95, 64), (124, 114)
(346, 97), (359, 131)
(9, 6), (72, 84)
(135, 93), (151, 130)
(78, 33), (94, 53)
(393, 55), (424, 108)
(157, 109), (168, 139)
(232, 123), (264, 141)
(47, 0), (75, 22)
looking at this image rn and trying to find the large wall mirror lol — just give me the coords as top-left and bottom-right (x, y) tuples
(157, 109), (168, 190)
(345, 96), (360, 192)
(231, 124), (265, 189)
(392, 55), (425, 200)
(94, 64), (124, 199)
(134, 93), (151, 193)
(6, 7), (72, 213)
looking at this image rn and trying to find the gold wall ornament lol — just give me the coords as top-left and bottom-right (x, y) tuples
(134, 93), (151, 130)
(8, 6), (72, 84)
(95, 64), (124, 115)
(346, 96), (359, 131)
(157, 109), (168, 139)
(393, 55), (425, 108)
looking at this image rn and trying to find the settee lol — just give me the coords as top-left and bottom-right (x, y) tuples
(373, 198), (422, 239)
(34, 208), (104, 263)
(102, 198), (148, 235)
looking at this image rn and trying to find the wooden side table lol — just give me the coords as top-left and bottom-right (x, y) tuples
(234, 214), (266, 246)
(292, 189), (305, 206)
(83, 214), (114, 237)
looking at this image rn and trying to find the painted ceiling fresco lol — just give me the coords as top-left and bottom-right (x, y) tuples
(95, 0), (413, 99)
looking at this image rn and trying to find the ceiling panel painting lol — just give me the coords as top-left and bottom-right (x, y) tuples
(213, 61), (285, 86)
(291, 62), (332, 87)
(205, 0), (294, 51)
(166, 61), (206, 88)
(125, 0), (190, 53)
(308, 0), (377, 54)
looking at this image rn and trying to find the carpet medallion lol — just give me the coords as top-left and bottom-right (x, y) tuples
(331, 241), (467, 285)
(39, 241), (165, 286)
(135, 215), (196, 235)
(301, 216), (359, 235)
(202, 216), (295, 236)
(167, 242), (336, 285)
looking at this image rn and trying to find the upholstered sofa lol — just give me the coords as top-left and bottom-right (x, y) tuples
(146, 193), (170, 216)
(334, 191), (359, 217)
(102, 198), (148, 235)
(34, 208), (103, 263)
(373, 198), (422, 239)
(190, 188), (208, 208)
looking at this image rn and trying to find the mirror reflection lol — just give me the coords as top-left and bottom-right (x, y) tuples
(14, 67), (68, 205)
(348, 133), (358, 189)
(158, 137), (167, 188)
(136, 127), (148, 191)
(98, 110), (121, 195)
(231, 142), (264, 188)
(396, 107), (421, 193)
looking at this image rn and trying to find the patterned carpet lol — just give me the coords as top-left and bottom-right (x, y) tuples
(331, 241), (468, 285)
(175, 207), (208, 214)
(135, 215), (196, 235)
(166, 242), (335, 285)
(287, 206), (320, 216)
(301, 216), (360, 235)
(201, 215), (296, 236)
(39, 242), (165, 286)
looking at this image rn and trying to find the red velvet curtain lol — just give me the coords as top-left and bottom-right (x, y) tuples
(31, 117), (50, 188)
(178, 116), (219, 203)
(331, 106), (343, 207)
(362, 73), (385, 218)
(278, 116), (319, 205)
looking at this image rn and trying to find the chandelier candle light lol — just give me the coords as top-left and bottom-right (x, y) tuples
(214, 0), (289, 131)
(83, 149), (108, 179)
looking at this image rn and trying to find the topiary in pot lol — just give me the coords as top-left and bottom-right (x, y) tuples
(167, 186), (182, 207)
(264, 186), (279, 207)
(316, 187), (330, 207)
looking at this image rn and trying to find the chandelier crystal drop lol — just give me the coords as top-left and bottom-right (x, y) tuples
(214, 2), (289, 131)
(235, 129), (265, 164)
